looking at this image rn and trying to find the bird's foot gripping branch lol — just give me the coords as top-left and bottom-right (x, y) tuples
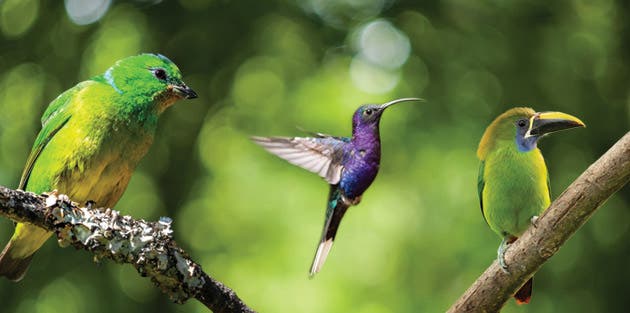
(0, 186), (256, 313)
(448, 131), (630, 312)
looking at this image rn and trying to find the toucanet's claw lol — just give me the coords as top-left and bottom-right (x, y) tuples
(531, 215), (539, 228)
(497, 237), (514, 273)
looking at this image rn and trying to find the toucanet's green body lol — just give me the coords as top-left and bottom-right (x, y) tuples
(0, 54), (197, 281)
(478, 118), (550, 237)
(477, 107), (584, 304)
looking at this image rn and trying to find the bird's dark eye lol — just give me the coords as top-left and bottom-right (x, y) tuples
(364, 109), (373, 116)
(153, 68), (167, 81)
(516, 119), (528, 128)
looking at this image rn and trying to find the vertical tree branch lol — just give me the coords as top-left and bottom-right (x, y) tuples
(448, 131), (630, 312)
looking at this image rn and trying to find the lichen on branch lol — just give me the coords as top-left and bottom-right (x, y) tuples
(0, 187), (255, 313)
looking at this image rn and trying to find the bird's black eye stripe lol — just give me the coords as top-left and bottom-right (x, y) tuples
(152, 68), (167, 80)
(516, 119), (527, 128)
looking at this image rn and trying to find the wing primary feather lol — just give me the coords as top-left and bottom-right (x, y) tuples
(251, 135), (346, 184)
(19, 81), (86, 189)
(477, 160), (488, 225)
(19, 116), (71, 189)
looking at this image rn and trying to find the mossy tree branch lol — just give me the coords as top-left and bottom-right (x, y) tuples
(0, 187), (256, 313)
(447, 131), (630, 312)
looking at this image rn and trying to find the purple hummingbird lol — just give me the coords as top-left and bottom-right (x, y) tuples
(252, 98), (422, 276)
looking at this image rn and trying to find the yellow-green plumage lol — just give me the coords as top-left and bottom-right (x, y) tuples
(477, 108), (551, 237)
(0, 54), (197, 281)
(477, 107), (584, 304)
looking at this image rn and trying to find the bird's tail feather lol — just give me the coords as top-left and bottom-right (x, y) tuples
(0, 223), (50, 282)
(310, 238), (334, 276)
(514, 277), (533, 304)
(309, 186), (349, 277)
(0, 241), (34, 282)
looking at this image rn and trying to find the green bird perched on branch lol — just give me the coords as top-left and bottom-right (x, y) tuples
(477, 107), (585, 304)
(0, 54), (197, 281)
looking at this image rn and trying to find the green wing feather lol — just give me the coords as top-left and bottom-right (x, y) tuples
(18, 84), (81, 189)
(477, 160), (488, 225)
(546, 170), (551, 199)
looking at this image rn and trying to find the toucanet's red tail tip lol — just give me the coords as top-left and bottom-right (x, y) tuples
(514, 277), (533, 305)
(515, 296), (531, 305)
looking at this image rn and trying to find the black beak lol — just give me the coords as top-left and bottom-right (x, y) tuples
(173, 84), (198, 99)
(525, 111), (585, 138)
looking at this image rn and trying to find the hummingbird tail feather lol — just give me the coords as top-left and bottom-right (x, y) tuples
(309, 238), (334, 277)
(514, 277), (533, 304)
(0, 241), (34, 282)
(309, 186), (350, 277)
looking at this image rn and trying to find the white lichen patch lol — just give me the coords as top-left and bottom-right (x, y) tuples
(43, 194), (205, 303)
(174, 251), (205, 288)
(44, 190), (59, 207)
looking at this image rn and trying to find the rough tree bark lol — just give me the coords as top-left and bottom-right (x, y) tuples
(448, 131), (630, 313)
(0, 188), (256, 313)
(1, 133), (628, 313)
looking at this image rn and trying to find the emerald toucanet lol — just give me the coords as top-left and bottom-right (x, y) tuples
(0, 54), (197, 281)
(477, 107), (585, 304)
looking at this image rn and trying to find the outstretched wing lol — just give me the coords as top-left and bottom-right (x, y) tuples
(477, 160), (488, 225)
(18, 82), (87, 189)
(295, 126), (348, 141)
(251, 135), (348, 184)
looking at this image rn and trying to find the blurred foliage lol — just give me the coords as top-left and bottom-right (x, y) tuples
(0, 0), (628, 312)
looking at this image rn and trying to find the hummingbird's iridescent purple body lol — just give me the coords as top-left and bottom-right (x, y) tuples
(252, 98), (421, 276)
(339, 115), (382, 199)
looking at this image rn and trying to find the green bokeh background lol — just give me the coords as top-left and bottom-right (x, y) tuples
(0, 1), (628, 312)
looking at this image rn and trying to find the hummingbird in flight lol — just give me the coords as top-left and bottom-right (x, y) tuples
(252, 98), (422, 276)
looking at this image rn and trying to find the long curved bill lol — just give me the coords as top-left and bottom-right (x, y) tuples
(524, 111), (585, 138)
(378, 97), (425, 110)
